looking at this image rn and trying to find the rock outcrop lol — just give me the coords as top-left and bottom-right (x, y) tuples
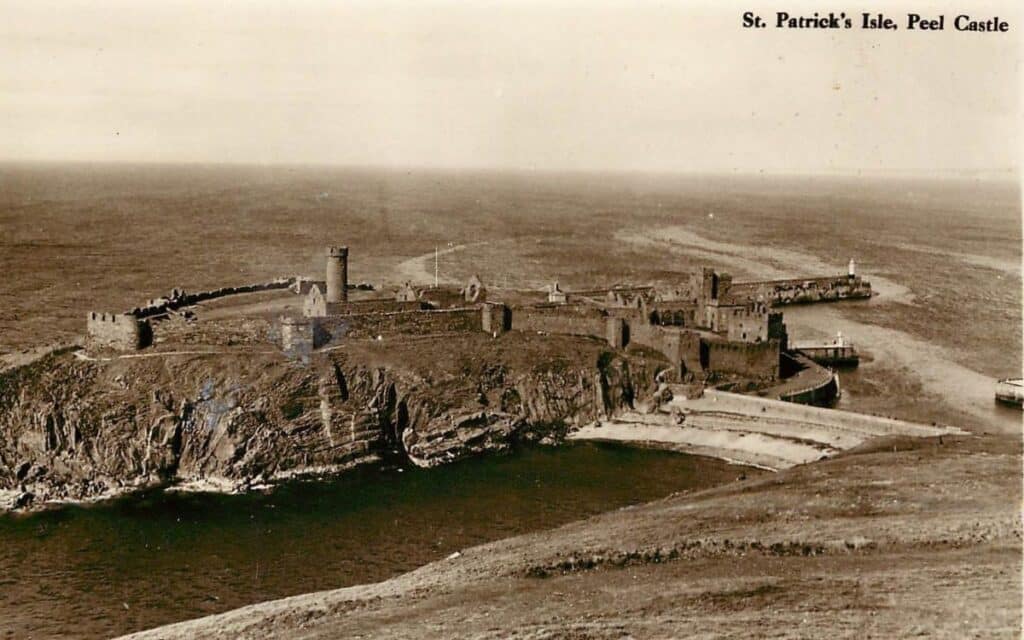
(0, 335), (660, 511)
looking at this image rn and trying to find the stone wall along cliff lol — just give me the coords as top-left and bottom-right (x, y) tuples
(132, 278), (294, 319)
(305, 289), (430, 318)
(706, 339), (780, 380)
(627, 323), (704, 378)
(511, 304), (607, 338)
(315, 307), (483, 344)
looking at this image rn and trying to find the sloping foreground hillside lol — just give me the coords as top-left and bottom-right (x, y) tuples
(122, 431), (1021, 639)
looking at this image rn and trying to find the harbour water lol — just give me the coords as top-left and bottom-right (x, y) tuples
(0, 443), (743, 639)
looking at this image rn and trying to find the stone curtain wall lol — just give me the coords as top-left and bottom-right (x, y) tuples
(706, 339), (780, 380)
(305, 290), (430, 318)
(132, 278), (295, 318)
(348, 300), (430, 313)
(320, 299), (430, 317)
(628, 324), (704, 376)
(290, 279), (326, 295)
(511, 304), (607, 338)
(314, 308), (483, 345)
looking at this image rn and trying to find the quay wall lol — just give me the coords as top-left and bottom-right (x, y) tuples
(995, 379), (1024, 406)
(700, 389), (945, 436)
(795, 345), (859, 367)
(777, 374), (839, 406)
(770, 353), (840, 406)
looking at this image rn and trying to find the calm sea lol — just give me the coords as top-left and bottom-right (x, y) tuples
(0, 443), (743, 639)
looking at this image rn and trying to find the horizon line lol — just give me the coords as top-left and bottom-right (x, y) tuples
(0, 158), (1018, 181)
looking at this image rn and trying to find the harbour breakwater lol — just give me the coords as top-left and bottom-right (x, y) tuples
(730, 274), (872, 306)
(772, 352), (841, 405)
(995, 379), (1023, 407)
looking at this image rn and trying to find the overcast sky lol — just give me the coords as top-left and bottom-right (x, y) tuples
(1, 0), (1018, 173)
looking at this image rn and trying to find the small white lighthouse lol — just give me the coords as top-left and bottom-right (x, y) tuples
(848, 258), (856, 278)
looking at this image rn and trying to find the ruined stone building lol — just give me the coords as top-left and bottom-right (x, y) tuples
(288, 249), (787, 383)
(547, 281), (567, 304)
(461, 275), (486, 303)
(395, 282), (418, 302)
(85, 241), (806, 388)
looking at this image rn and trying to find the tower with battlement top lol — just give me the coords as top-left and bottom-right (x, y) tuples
(326, 246), (349, 303)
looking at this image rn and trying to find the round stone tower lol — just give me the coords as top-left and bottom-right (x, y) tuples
(326, 246), (349, 303)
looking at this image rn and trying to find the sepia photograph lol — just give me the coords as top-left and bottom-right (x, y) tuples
(0, 1), (1020, 638)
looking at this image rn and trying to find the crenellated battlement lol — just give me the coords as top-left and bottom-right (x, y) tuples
(86, 312), (151, 351)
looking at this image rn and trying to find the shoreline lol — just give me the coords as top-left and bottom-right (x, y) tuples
(0, 453), (384, 516)
(568, 388), (961, 472)
(0, 387), (962, 516)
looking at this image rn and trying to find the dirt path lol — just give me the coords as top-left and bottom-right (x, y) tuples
(72, 349), (278, 363)
(392, 242), (490, 287)
(0, 341), (78, 374)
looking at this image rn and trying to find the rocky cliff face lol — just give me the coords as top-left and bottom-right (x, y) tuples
(0, 337), (659, 511)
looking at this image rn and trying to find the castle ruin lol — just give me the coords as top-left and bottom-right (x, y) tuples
(83, 243), (869, 396)
(285, 247), (790, 383)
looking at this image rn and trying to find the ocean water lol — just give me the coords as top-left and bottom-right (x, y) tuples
(0, 165), (1020, 637)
